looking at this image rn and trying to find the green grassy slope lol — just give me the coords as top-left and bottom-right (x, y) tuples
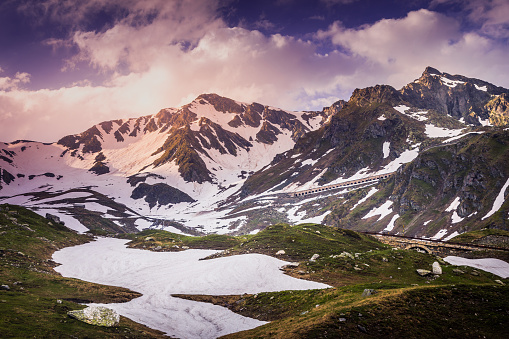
(133, 223), (508, 339)
(0, 204), (167, 338)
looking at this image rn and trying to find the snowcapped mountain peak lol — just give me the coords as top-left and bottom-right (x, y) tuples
(0, 94), (328, 234)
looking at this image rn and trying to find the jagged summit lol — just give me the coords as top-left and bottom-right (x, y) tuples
(422, 66), (442, 76)
(414, 66), (508, 95)
(401, 67), (509, 125)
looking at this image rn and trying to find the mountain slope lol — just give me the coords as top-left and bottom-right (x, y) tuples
(231, 67), (509, 238)
(324, 129), (509, 237)
(0, 94), (327, 234)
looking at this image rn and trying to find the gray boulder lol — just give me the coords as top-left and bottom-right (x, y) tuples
(416, 269), (432, 276)
(45, 213), (64, 225)
(432, 261), (442, 275)
(68, 306), (120, 327)
(361, 289), (377, 297)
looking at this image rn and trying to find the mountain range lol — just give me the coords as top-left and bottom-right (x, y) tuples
(1, 67), (508, 240)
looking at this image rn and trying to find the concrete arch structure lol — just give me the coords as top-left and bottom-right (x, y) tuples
(405, 244), (433, 254)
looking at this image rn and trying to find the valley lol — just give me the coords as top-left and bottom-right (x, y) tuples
(1, 67), (509, 338)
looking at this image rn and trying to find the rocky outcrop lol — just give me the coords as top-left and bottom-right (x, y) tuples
(198, 93), (244, 113)
(401, 66), (509, 125)
(256, 122), (282, 144)
(323, 99), (347, 116)
(432, 261), (442, 275)
(0, 168), (15, 188)
(89, 152), (109, 175)
(349, 85), (402, 107)
(46, 213), (65, 225)
(485, 93), (509, 126)
(131, 183), (195, 208)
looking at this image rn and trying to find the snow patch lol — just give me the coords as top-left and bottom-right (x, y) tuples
(134, 219), (153, 231)
(475, 84), (487, 91)
(445, 197), (461, 212)
(53, 238), (330, 338)
(443, 131), (484, 143)
(425, 125), (463, 138)
(443, 231), (461, 241)
(362, 200), (393, 221)
(451, 211), (464, 224)
(441, 77), (465, 88)
(431, 229), (448, 240)
(444, 256), (509, 278)
(393, 105), (427, 121)
(383, 214), (399, 233)
(380, 148), (419, 173)
(33, 209), (89, 233)
(482, 178), (509, 220)
(479, 117), (492, 127)
(301, 158), (319, 167)
(350, 187), (378, 211)
(382, 141), (390, 159)
(393, 105), (410, 114)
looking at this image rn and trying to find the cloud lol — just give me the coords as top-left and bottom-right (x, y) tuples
(2, 2), (509, 143)
(0, 72), (31, 91)
(0, 23), (357, 142)
(316, 8), (509, 89)
(1, 0), (360, 142)
(431, 0), (509, 38)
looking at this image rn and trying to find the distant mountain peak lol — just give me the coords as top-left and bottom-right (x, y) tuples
(195, 93), (245, 113)
(422, 66), (442, 76)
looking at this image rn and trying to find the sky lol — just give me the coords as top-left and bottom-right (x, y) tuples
(0, 0), (508, 143)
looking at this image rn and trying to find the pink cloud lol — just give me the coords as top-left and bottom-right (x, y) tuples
(316, 8), (509, 89)
(1, 3), (509, 143)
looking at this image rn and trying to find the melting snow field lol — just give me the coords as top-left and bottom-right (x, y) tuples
(53, 238), (329, 338)
(444, 256), (509, 278)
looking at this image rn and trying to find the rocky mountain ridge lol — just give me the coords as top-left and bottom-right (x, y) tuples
(233, 67), (509, 237)
(1, 67), (508, 239)
(0, 93), (327, 234)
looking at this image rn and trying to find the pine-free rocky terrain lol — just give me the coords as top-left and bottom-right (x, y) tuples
(1, 67), (509, 337)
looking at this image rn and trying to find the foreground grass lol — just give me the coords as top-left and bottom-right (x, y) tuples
(0, 204), (167, 338)
(144, 223), (508, 338)
(221, 284), (509, 338)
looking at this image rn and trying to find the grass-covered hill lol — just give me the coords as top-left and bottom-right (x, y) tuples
(0, 204), (166, 338)
(125, 224), (508, 338)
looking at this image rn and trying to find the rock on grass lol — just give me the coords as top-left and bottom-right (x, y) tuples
(68, 306), (120, 327)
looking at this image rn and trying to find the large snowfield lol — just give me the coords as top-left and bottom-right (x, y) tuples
(52, 238), (330, 338)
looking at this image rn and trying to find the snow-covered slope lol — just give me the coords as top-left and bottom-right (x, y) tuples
(0, 94), (327, 234)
